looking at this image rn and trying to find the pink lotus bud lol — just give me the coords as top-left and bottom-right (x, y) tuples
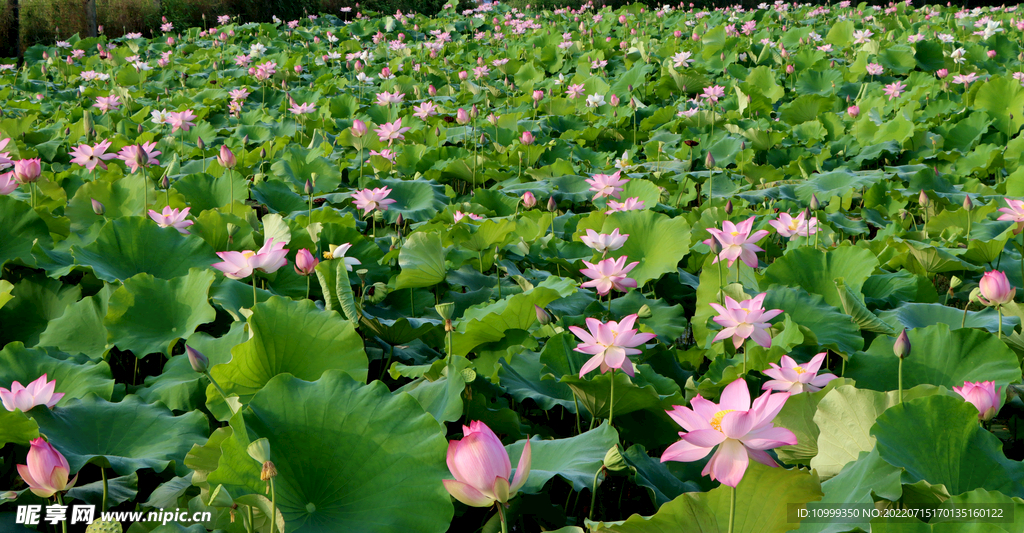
(185, 345), (209, 373)
(988, 50), (997, 59)
(457, 108), (470, 124)
(521, 130), (534, 145)
(0, 375), (64, 412)
(157, 58), (169, 67)
(692, 32), (700, 40)
(294, 64), (303, 74)
(487, 113), (499, 126)
(674, 30), (682, 38)
(619, 14), (627, 23)
(91, 198), (105, 215)
(847, 105), (860, 118)
(936, 68), (948, 79)
(532, 90), (544, 102)
(217, 145), (236, 169)
(535, 304), (552, 325)
(953, 381), (1001, 421)
(294, 248), (319, 276)
(16, 438), (77, 498)
(442, 421), (531, 507)
(381, 66), (392, 78)
(354, 60), (363, 71)
(428, 85), (437, 96)
(12, 159), (41, 184)
(351, 119), (367, 137)
(786, 64), (795, 74)
(248, 67), (256, 76)
(610, 94), (620, 106)
(459, 70), (468, 80)
(979, 271), (1016, 307)
(522, 191), (537, 209)
(167, 37), (175, 46)
(893, 328), (911, 359)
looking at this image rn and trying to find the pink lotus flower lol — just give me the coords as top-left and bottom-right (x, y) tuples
(702, 85), (726, 102)
(69, 140), (118, 172)
(290, 102), (316, 115)
(294, 248), (319, 275)
(883, 81), (906, 100)
(18, 438), (78, 498)
(0, 375), (64, 412)
(369, 149), (396, 162)
(952, 72), (978, 87)
(94, 95), (121, 114)
(569, 314), (656, 377)
(375, 90), (405, 106)
(998, 198), (1024, 234)
(566, 84), (586, 99)
(580, 228), (628, 254)
(936, 68), (948, 79)
(586, 171), (628, 199)
(580, 256), (638, 296)
(351, 119), (368, 138)
(118, 142), (161, 173)
(847, 105), (860, 118)
(0, 137), (11, 169)
(148, 206), (194, 234)
(978, 271), (1015, 307)
(706, 217), (769, 269)
(0, 172), (17, 195)
(768, 211), (817, 238)
(453, 210), (484, 223)
(413, 101), (438, 120)
(865, 63), (883, 76)
(953, 381), (1001, 421)
(709, 293), (783, 349)
(762, 353), (837, 394)
(168, 110), (197, 133)
(661, 378), (797, 488)
(351, 187), (396, 215)
(229, 88), (250, 100)
(443, 420), (531, 507)
(520, 131), (535, 145)
(217, 145), (236, 169)
(456, 108), (470, 125)
(522, 191), (537, 209)
(375, 118), (411, 145)
(12, 159), (41, 184)
(212, 238), (290, 279)
(607, 197), (645, 213)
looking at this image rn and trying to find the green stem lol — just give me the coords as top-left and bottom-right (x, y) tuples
(962, 303), (969, 328)
(30, 182), (36, 209)
(998, 308), (1004, 340)
(897, 357), (904, 405)
(229, 169), (234, 209)
(247, 505), (255, 533)
(101, 467), (108, 512)
(589, 467), (603, 521)
(205, 371), (229, 399)
(572, 390), (582, 435)
(305, 276), (310, 300)
(717, 257), (725, 306)
(142, 172), (148, 215)
(609, 369), (615, 427)
(728, 485), (736, 533)
(269, 477), (277, 533)
(496, 503), (508, 533)
(252, 276), (257, 308)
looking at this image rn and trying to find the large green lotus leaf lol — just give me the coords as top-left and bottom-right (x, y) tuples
(835, 278), (897, 335)
(0, 409), (40, 447)
(877, 303), (1017, 335)
(589, 492), (719, 532)
(576, 210), (693, 286)
(844, 324), (1021, 392)
(105, 269), (217, 357)
(376, 177), (447, 223)
(395, 355), (468, 423)
(453, 218), (518, 255)
(974, 75), (1024, 136)
(65, 178), (187, 233)
(559, 367), (683, 421)
(506, 422), (619, 493)
(451, 276), (577, 356)
(771, 379), (852, 466)
(0, 343), (115, 407)
(0, 195), (52, 268)
(67, 472), (138, 508)
(171, 172), (250, 212)
(206, 371), (453, 533)
(32, 395), (209, 476)
(792, 170), (886, 204)
(761, 245), (878, 309)
(71, 217), (220, 282)
(621, 444), (703, 508)
(36, 285), (111, 360)
(0, 276), (81, 347)
(499, 346), (578, 412)
(269, 145), (343, 195)
(692, 460), (823, 533)
(208, 296), (367, 404)
(871, 395), (1024, 498)
(811, 385), (941, 479)
(795, 449), (903, 533)
(763, 286), (864, 355)
(395, 231), (448, 290)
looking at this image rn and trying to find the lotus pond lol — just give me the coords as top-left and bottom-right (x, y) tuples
(1, 1), (1023, 532)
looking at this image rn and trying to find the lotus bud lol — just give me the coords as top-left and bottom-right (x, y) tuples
(138, 123), (144, 133)
(186, 345), (209, 373)
(547, 196), (557, 212)
(304, 179), (313, 195)
(471, 104), (479, 119)
(810, 194), (820, 210)
(847, 105), (860, 118)
(963, 195), (973, 211)
(351, 119), (367, 138)
(456, 108), (470, 125)
(786, 64), (794, 74)
(487, 113), (498, 126)
(260, 148), (267, 158)
(705, 151), (715, 168)
(918, 190), (929, 207)
(161, 175), (170, 189)
(522, 191), (537, 209)
(893, 328), (911, 359)
(725, 199), (733, 215)
(396, 213), (404, 227)
(979, 271), (1016, 307)
(936, 68), (948, 79)
(520, 130), (534, 145)
(610, 94), (620, 106)
(91, 198), (105, 215)
(218, 145), (237, 168)
(197, 136), (205, 150)
(988, 50), (997, 59)
(428, 84), (437, 96)
(459, 70), (468, 80)
(535, 305), (552, 325)
(243, 135), (249, 145)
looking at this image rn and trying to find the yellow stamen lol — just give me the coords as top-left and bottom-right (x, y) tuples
(793, 366), (806, 375)
(710, 409), (736, 432)
(730, 231), (740, 236)
(323, 251), (334, 260)
(242, 251), (256, 259)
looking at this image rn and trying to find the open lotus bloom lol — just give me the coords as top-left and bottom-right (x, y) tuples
(18, 438), (78, 498)
(0, 374), (64, 412)
(709, 293), (783, 349)
(444, 421), (531, 508)
(662, 379), (796, 488)
(761, 353), (837, 394)
(953, 381), (1001, 421)
(569, 314), (656, 377)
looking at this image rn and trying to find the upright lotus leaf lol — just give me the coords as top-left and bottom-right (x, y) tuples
(67, 472), (138, 507)
(811, 385), (941, 479)
(171, 172), (250, 212)
(206, 371), (453, 533)
(576, 210), (693, 286)
(37, 285), (111, 360)
(761, 246), (878, 310)
(498, 348), (578, 412)
(834, 279), (896, 335)
(395, 231), (448, 290)
(796, 449), (903, 533)
(844, 324), (1022, 392)
(559, 368), (683, 422)
(105, 269), (217, 357)
(270, 145), (343, 194)
(0, 195), (52, 268)
(396, 355), (468, 423)
(451, 277), (577, 356)
(66, 178), (188, 233)
(871, 395), (1024, 498)
(0, 409), (40, 447)
(0, 343), (115, 405)
(0, 276), (81, 347)
(31, 395), (209, 476)
(208, 296), (368, 404)
(506, 422), (619, 493)
(71, 217), (220, 282)
(877, 303), (1017, 335)
(376, 177), (447, 223)
(763, 286), (864, 355)
(588, 492), (719, 532)
(693, 461), (823, 533)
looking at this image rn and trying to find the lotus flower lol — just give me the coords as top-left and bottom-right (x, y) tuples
(117, 142), (161, 173)
(997, 199), (1024, 234)
(374, 118), (411, 145)
(322, 243), (361, 271)
(12, 159), (41, 184)
(148, 206), (194, 234)
(168, 110), (197, 132)
(0, 172), (19, 195)
(69, 140), (118, 172)
(883, 81), (906, 100)
(586, 171), (628, 200)
(662, 378), (797, 488)
(768, 211), (818, 238)
(953, 381), (1001, 421)
(761, 353), (837, 394)
(18, 438), (78, 498)
(0, 375), (64, 412)
(289, 102), (316, 115)
(978, 271), (1015, 307)
(580, 256), (638, 296)
(351, 186), (396, 215)
(294, 248), (319, 275)
(566, 84), (586, 99)
(709, 293), (783, 349)
(443, 421), (531, 507)
(522, 191), (537, 209)
(351, 119), (368, 138)
(454, 211), (484, 223)
(413, 101), (438, 120)
(212, 238), (289, 279)
(706, 216), (769, 269)
(606, 197), (645, 213)
(580, 228), (629, 254)
(569, 314), (656, 377)
(94, 95), (120, 114)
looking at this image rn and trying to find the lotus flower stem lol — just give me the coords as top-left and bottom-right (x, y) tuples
(609, 369), (615, 427)
(897, 357), (904, 404)
(269, 477), (277, 533)
(998, 308), (1003, 340)
(56, 492), (68, 533)
(247, 505), (255, 533)
(101, 467), (108, 512)
(728, 485), (736, 533)
(204, 371), (229, 400)
(252, 276), (258, 308)
(717, 259), (725, 306)
(589, 466), (605, 521)
(496, 502), (508, 533)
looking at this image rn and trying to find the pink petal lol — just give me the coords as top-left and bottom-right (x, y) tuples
(661, 439), (714, 463)
(705, 439), (749, 487)
(443, 479), (495, 507)
(719, 379), (751, 411)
